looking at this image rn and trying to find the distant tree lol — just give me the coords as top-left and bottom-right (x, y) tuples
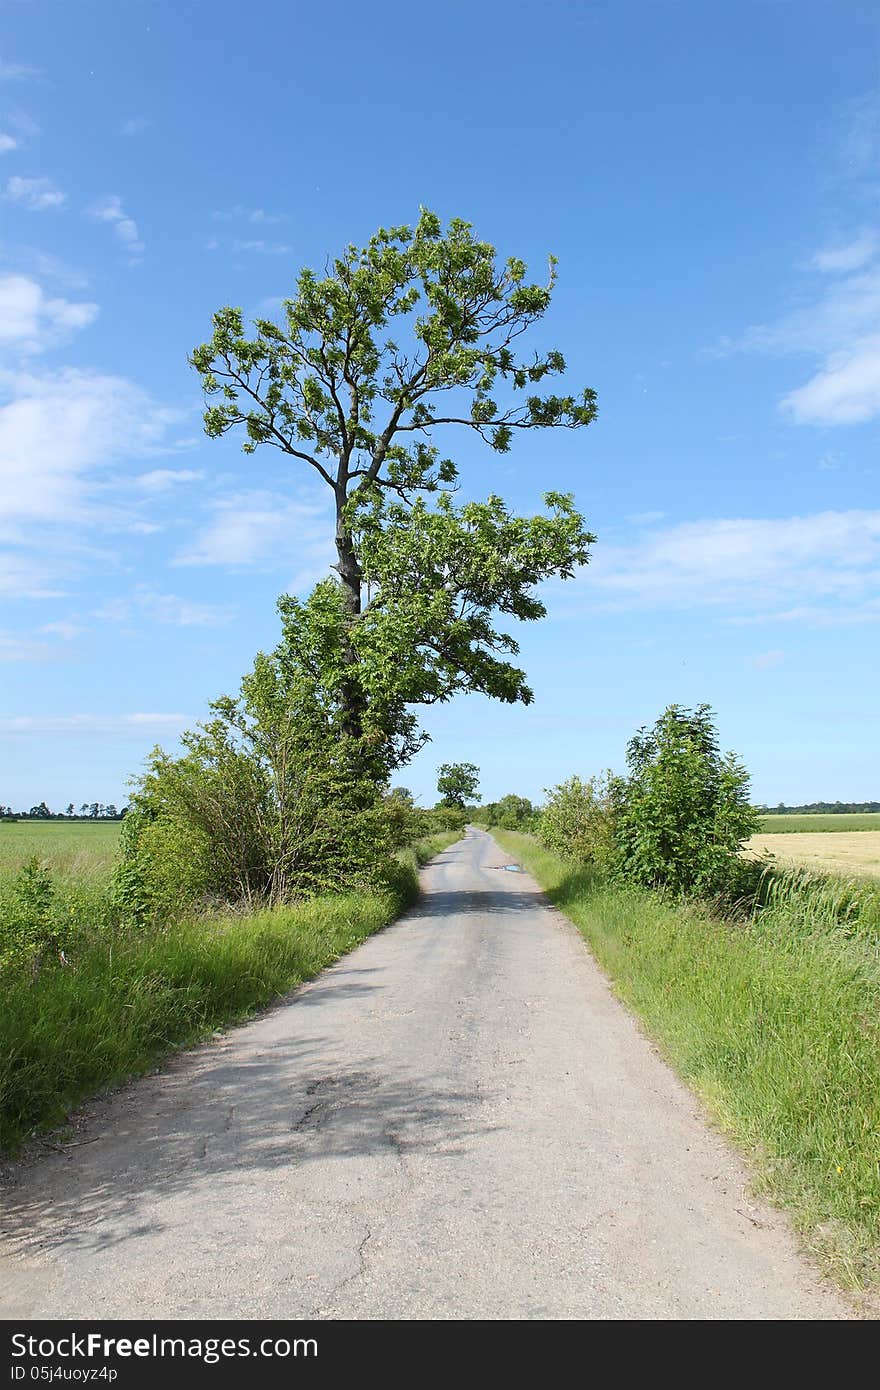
(89, 802), (100, 819)
(66, 803), (75, 817)
(80, 804), (89, 817)
(104, 803), (118, 818)
(437, 762), (480, 809)
(388, 787), (414, 805)
(29, 802), (51, 819)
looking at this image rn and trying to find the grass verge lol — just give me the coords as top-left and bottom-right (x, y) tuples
(492, 829), (880, 1289)
(0, 832), (458, 1155)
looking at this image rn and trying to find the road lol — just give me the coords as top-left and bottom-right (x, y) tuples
(0, 829), (852, 1320)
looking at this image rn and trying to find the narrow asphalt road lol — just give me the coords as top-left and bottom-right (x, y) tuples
(0, 829), (852, 1320)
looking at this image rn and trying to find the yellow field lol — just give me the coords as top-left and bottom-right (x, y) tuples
(746, 831), (880, 880)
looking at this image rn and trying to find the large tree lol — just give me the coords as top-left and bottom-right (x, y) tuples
(191, 210), (597, 758)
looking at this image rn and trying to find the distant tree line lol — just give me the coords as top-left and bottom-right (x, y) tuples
(0, 803), (127, 821)
(758, 801), (880, 816)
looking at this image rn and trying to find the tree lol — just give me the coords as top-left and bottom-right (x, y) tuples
(191, 210), (596, 757)
(437, 762), (480, 809)
(65, 803), (75, 817)
(126, 638), (399, 914)
(614, 704), (759, 896)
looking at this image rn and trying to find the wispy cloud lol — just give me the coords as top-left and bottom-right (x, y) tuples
(230, 239), (292, 256)
(0, 713), (195, 735)
(0, 364), (180, 542)
(0, 60), (40, 82)
(93, 585), (233, 628)
(212, 205), (285, 225)
(572, 509), (880, 624)
(749, 649), (785, 671)
(5, 175), (65, 210)
(121, 116), (150, 136)
(0, 273), (98, 353)
(88, 194), (144, 259)
(0, 132), (18, 154)
(175, 488), (331, 586)
(134, 468), (204, 491)
(811, 230), (879, 274)
(721, 243), (880, 425)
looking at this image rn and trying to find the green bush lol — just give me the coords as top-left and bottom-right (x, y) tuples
(0, 857), (71, 974)
(539, 774), (618, 868)
(614, 704), (760, 896)
(483, 794), (539, 831)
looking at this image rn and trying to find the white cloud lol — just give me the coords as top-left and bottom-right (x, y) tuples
(0, 132), (18, 154)
(213, 205), (285, 225)
(175, 489), (331, 584)
(5, 175), (65, 210)
(0, 552), (64, 598)
(0, 713), (194, 735)
(121, 116), (150, 136)
(134, 468), (204, 491)
(0, 631), (53, 662)
(812, 231), (879, 274)
(93, 586), (233, 628)
(230, 239), (292, 255)
(782, 338), (880, 424)
(750, 650), (785, 671)
(39, 620), (84, 640)
(88, 194), (144, 257)
(575, 509), (880, 623)
(728, 248), (880, 425)
(0, 61), (40, 82)
(0, 273), (98, 352)
(0, 366), (180, 534)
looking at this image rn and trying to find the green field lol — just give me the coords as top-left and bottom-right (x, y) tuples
(0, 821), (121, 883)
(758, 813), (880, 834)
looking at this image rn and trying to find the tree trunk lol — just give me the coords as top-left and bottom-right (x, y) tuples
(334, 508), (367, 741)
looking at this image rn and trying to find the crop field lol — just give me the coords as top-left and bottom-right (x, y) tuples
(747, 831), (880, 880)
(758, 813), (880, 833)
(0, 821), (121, 884)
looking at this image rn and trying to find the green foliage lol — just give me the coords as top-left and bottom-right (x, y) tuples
(482, 793), (538, 831)
(614, 704), (760, 896)
(352, 489), (592, 710)
(436, 761), (480, 809)
(127, 646), (396, 912)
(424, 804), (468, 833)
(0, 856), (67, 974)
(191, 210), (597, 746)
(539, 774), (619, 867)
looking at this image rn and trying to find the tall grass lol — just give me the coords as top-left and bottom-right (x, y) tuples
(0, 833), (457, 1154)
(493, 829), (880, 1288)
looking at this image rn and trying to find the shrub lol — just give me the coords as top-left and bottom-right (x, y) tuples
(484, 794), (539, 831)
(539, 774), (618, 868)
(0, 857), (71, 974)
(613, 704), (759, 896)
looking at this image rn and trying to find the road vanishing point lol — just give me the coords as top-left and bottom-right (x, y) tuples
(0, 830), (853, 1320)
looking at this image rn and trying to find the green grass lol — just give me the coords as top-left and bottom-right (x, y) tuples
(758, 813), (880, 834)
(0, 820), (121, 882)
(492, 829), (880, 1289)
(0, 832), (458, 1154)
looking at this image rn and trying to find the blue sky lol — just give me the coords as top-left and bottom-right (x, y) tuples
(1, 0), (879, 810)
